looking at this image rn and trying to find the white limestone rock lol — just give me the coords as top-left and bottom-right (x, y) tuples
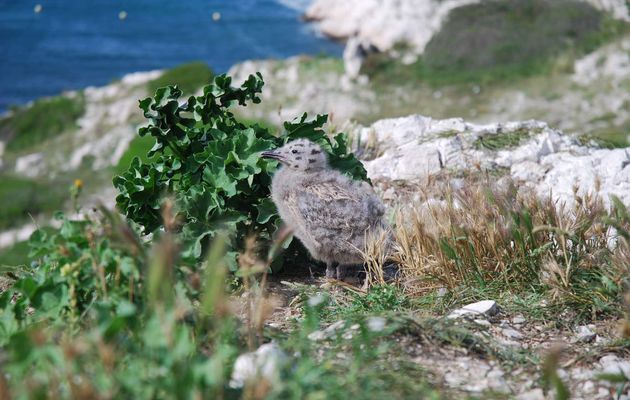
(229, 343), (288, 389)
(304, 0), (482, 54)
(343, 36), (378, 79)
(15, 153), (45, 177)
(354, 115), (630, 207)
(447, 300), (499, 319)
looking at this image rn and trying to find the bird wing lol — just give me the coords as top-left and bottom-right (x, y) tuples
(284, 181), (370, 246)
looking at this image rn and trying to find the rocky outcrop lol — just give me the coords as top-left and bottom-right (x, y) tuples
(352, 115), (630, 206)
(305, 0), (481, 54)
(305, 0), (630, 56)
(228, 56), (373, 126)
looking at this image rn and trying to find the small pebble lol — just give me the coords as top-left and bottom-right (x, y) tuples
(502, 328), (523, 340)
(575, 325), (596, 343)
(512, 316), (526, 324)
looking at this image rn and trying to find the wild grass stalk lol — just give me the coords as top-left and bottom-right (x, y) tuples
(372, 176), (630, 317)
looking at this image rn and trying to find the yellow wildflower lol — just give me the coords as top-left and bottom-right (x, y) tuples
(60, 264), (72, 277)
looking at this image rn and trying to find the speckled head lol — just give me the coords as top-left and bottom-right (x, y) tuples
(261, 139), (328, 172)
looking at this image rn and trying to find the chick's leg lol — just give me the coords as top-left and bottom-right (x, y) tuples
(326, 262), (338, 279)
(336, 264), (347, 280)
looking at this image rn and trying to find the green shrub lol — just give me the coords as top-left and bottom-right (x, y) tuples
(1, 95), (85, 153)
(114, 118), (277, 176)
(0, 174), (68, 230)
(114, 73), (367, 269)
(147, 61), (214, 95)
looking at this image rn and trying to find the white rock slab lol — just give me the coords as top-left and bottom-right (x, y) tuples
(447, 300), (499, 319)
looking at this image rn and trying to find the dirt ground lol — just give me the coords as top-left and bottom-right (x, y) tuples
(253, 265), (630, 400)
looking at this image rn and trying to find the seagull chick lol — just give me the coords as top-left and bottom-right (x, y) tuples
(262, 139), (386, 279)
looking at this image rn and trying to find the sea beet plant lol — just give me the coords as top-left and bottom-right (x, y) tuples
(113, 73), (367, 269)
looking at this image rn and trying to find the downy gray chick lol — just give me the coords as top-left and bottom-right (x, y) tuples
(262, 139), (386, 279)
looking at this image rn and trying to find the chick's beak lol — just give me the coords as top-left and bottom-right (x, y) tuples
(261, 150), (283, 161)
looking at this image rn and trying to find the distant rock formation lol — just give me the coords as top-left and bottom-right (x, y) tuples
(305, 0), (630, 59)
(305, 0), (481, 55)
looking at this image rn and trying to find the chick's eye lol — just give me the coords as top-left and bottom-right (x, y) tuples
(291, 149), (298, 154)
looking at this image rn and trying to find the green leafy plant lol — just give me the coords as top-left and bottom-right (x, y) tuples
(0, 209), (145, 345)
(349, 284), (409, 315)
(113, 73), (367, 269)
(0, 211), (241, 399)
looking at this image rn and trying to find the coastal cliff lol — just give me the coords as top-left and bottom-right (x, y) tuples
(305, 0), (630, 55)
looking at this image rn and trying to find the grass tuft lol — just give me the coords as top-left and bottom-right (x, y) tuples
(473, 128), (538, 150)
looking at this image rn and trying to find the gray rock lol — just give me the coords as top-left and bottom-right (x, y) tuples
(512, 316), (526, 325)
(366, 316), (387, 332)
(581, 380), (595, 393)
(447, 300), (499, 319)
(599, 354), (630, 379)
(501, 328), (524, 340)
(343, 36), (378, 78)
(473, 319), (492, 327)
(304, 0), (483, 55)
(308, 320), (346, 341)
(15, 153), (45, 177)
(307, 330), (327, 342)
(575, 325), (597, 343)
(324, 320), (346, 335)
(516, 388), (545, 400)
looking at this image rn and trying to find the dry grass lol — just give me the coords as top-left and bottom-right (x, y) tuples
(361, 227), (392, 289)
(363, 175), (630, 316)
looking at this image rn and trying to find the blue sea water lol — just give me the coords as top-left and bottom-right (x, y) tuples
(0, 0), (342, 111)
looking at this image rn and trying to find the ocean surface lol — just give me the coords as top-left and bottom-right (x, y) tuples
(0, 0), (342, 111)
